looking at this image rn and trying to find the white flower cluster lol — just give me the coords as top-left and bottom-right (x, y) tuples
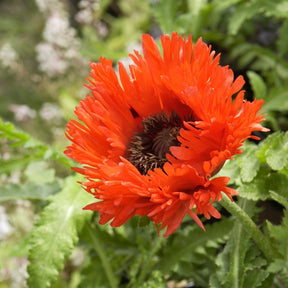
(75, 0), (100, 25)
(75, 0), (108, 37)
(0, 43), (18, 70)
(0, 206), (12, 240)
(9, 104), (36, 122)
(34, 0), (62, 14)
(39, 102), (62, 123)
(35, 1), (83, 77)
(0, 256), (29, 288)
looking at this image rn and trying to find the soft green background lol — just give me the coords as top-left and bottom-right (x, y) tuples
(1, 0), (288, 287)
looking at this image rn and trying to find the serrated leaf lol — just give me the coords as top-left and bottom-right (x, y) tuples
(237, 143), (260, 183)
(257, 132), (288, 171)
(238, 170), (288, 201)
(218, 200), (253, 288)
(247, 71), (267, 100)
(243, 264), (269, 288)
(0, 182), (59, 202)
(267, 209), (288, 259)
(159, 218), (233, 273)
(268, 259), (288, 286)
(213, 200), (268, 288)
(223, 222), (250, 287)
(266, 210), (288, 285)
(27, 175), (92, 288)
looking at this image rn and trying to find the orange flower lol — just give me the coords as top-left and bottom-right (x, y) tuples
(65, 32), (267, 236)
(82, 159), (236, 236)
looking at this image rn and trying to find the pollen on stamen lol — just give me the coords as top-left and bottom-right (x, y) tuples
(127, 111), (185, 175)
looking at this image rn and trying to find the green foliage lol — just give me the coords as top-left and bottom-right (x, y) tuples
(0, 118), (29, 146)
(257, 131), (288, 171)
(216, 131), (288, 287)
(0, 182), (59, 203)
(0, 118), (72, 169)
(27, 175), (92, 288)
(219, 132), (288, 203)
(152, 0), (209, 38)
(1, 0), (288, 287)
(210, 200), (270, 288)
(266, 210), (288, 286)
(152, 0), (179, 34)
(238, 171), (288, 201)
(141, 271), (165, 288)
(227, 1), (262, 36)
(158, 218), (233, 274)
(247, 71), (267, 100)
(237, 142), (260, 183)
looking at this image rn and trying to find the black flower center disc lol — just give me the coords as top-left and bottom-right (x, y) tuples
(127, 111), (184, 175)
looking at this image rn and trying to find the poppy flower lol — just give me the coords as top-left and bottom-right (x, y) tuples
(65, 32), (267, 236)
(82, 159), (236, 236)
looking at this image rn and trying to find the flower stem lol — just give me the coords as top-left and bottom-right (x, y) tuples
(131, 233), (164, 288)
(86, 224), (118, 288)
(220, 192), (275, 261)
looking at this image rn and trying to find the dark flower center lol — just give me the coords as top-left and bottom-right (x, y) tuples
(127, 111), (184, 175)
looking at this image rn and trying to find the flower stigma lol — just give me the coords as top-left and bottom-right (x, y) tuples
(127, 111), (185, 175)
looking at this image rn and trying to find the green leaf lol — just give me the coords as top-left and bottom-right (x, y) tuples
(247, 71), (267, 100)
(0, 182), (60, 202)
(141, 270), (165, 288)
(242, 249), (269, 288)
(27, 175), (93, 288)
(268, 259), (288, 286)
(266, 209), (288, 285)
(24, 161), (55, 184)
(0, 118), (72, 168)
(159, 218), (233, 273)
(212, 200), (269, 288)
(267, 209), (288, 259)
(0, 117), (29, 146)
(237, 143), (260, 183)
(227, 2), (260, 35)
(209, 274), (222, 288)
(0, 156), (35, 174)
(215, 159), (241, 186)
(277, 19), (288, 58)
(257, 132), (288, 171)
(263, 88), (288, 112)
(152, 0), (179, 33)
(238, 170), (288, 201)
(269, 190), (288, 209)
(78, 259), (110, 288)
(213, 0), (242, 13)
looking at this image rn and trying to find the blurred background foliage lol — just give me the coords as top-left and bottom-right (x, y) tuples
(1, 0), (288, 287)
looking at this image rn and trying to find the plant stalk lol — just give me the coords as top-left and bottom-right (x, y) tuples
(220, 192), (275, 261)
(86, 224), (118, 288)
